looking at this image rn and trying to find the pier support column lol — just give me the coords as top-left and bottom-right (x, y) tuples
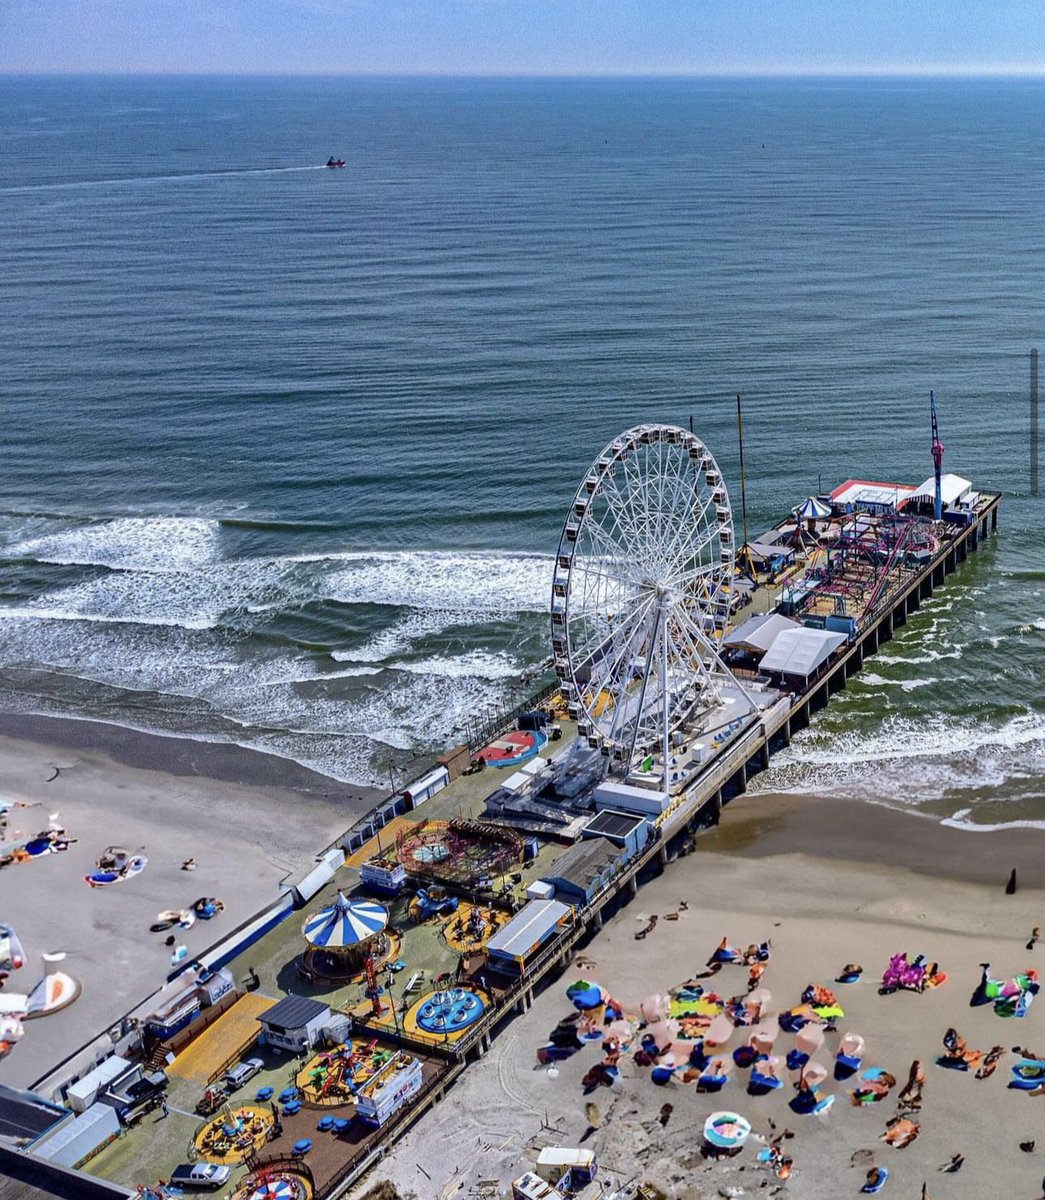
(761, 743), (770, 770)
(710, 789), (723, 822)
(590, 910), (603, 933)
(626, 875), (638, 899)
(783, 719), (791, 746)
(736, 764), (748, 793)
(992, 507), (998, 531)
(657, 843), (669, 870)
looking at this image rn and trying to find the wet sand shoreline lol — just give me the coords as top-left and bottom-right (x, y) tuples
(702, 790), (1045, 889)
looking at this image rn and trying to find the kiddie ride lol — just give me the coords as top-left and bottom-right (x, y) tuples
(412, 887), (459, 921)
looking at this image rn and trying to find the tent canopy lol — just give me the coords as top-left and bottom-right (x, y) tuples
(792, 496), (832, 520)
(302, 891), (387, 948)
(759, 627), (847, 677)
(906, 473), (972, 507)
(724, 613), (800, 655)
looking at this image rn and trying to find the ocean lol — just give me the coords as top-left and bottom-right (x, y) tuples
(0, 75), (1041, 823)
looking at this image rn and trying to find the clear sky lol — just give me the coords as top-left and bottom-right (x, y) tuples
(3, 0), (1045, 77)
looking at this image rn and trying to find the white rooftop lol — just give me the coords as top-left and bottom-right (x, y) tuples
(760, 627), (848, 677)
(724, 612), (800, 655)
(831, 479), (918, 507)
(906, 473), (973, 507)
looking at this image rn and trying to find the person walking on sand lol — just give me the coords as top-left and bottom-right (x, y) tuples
(1029, 926), (1041, 951)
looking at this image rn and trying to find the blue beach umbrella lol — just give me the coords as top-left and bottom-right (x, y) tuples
(302, 891), (388, 948)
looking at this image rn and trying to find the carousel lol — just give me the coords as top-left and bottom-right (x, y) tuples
(231, 1163), (314, 1200)
(193, 1102), (276, 1165)
(300, 891), (393, 983)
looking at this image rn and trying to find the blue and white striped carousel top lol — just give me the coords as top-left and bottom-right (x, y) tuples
(793, 495), (832, 520)
(302, 891), (388, 948)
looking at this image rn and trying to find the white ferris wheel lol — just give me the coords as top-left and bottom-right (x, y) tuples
(551, 424), (735, 786)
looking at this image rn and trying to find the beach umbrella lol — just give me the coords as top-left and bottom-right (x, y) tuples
(703, 1111), (752, 1150)
(800, 1060), (828, 1088)
(302, 891), (388, 948)
(839, 1033), (865, 1059)
(745, 987), (772, 1017)
(795, 1023), (824, 1056)
(567, 979), (598, 1000)
(792, 496), (831, 521)
(606, 1018), (633, 1043)
(705, 1013), (734, 1048)
(749, 1021), (779, 1053)
(570, 985), (606, 1011)
(640, 993), (669, 1022)
(644, 1019), (679, 1050)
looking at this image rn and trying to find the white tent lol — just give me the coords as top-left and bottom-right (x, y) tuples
(906, 473), (972, 508)
(724, 612), (800, 655)
(759, 627), (847, 677)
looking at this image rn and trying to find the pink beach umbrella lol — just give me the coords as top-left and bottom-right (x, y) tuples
(800, 1060), (828, 1088)
(606, 1018), (633, 1044)
(744, 988), (772, 1020)
(838, 1033), (865, 1059)
(644, 1019), (679, 1050)
(705, 1013), (734, 1048)
(640, 993), (669, 1022)
(795, 1023), (824, 1057)
(749, 1021), (779, 1053)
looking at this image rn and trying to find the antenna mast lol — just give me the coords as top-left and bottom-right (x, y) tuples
(930, 390), (945, 520)
(735, 394), (755, 578)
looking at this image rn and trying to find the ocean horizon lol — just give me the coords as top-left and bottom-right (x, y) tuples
(0, 74), (1041, 822)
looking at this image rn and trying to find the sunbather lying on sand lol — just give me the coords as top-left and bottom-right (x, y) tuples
(975, 1045), (1006, 1080)
(881, 1117), (920, 1148)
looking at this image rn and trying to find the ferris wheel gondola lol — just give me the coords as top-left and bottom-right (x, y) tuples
(551, 424), (736, 786)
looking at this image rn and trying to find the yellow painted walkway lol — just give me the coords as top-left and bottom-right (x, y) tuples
(344, 815), (418, 868)
(168, 993), (276, 1088)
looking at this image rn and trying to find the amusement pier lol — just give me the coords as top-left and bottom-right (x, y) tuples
(5, 415), (1001, 1200)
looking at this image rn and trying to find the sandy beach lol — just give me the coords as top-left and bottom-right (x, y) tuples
(0, 713), (383, 1090)
(357, 793), (1045, 1200)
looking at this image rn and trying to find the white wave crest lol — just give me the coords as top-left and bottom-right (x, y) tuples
(750, 710), (1045, 808)
(8, 516), (221, 572)
(390, 650), (521, 680)
(941, 809), (1045, 833)
(873, 646), (964, 666)
(777, 710), (1045, 770)
(319, 550), (551, 613)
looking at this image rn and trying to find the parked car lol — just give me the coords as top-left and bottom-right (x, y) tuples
(170, 1163), (232, 1191)
(225, 1056), (264, 1091)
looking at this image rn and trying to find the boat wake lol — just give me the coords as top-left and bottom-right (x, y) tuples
(0, 165), (329, 195)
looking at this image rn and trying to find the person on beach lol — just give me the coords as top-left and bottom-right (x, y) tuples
(881, 1116), (919, 1148)
(1029, 926), (1041, 951)
(976, 1045), (1005, 1080)
(898, 1060), (925, 1111)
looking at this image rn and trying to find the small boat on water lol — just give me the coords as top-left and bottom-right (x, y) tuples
(326, 157), (346, 169)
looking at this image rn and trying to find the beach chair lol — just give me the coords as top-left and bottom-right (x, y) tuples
(835, 1033), (865, 1080)
(696, 1062), (731, 1092)
(860, 1167), (889, 1194)
(749, 1060), (783, 1094)
(1009, 1059), (1045, 1089)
